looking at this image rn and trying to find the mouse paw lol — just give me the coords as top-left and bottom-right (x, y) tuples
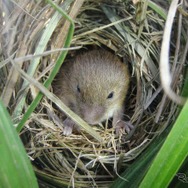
(115, 120), (134, 135)
(63, 118), (76, 136)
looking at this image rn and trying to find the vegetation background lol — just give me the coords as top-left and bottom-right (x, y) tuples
(0, 0), (188, 187)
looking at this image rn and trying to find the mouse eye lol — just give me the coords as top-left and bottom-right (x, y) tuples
(77, 85), (81, 93)
(107, 91), (114, 99)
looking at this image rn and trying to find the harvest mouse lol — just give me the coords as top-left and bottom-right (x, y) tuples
(54, 50), (132, 135)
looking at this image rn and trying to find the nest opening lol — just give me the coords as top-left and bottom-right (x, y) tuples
(1, 0), (185, 187)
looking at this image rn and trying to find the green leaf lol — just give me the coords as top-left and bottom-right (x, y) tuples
(148, 0), (167, 20)
(110, 125), (171, 188)
(16, 0), (75, 132)
(140, 99), (188, 188)
(111, 67), (188, 188)
(12, 1), (69, 119)
(0, 100), (38, 188)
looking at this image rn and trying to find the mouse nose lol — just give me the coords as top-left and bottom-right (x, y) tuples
(80, 105), (105, 125)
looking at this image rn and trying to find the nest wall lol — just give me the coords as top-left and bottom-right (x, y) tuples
(0, 0), (186, 187)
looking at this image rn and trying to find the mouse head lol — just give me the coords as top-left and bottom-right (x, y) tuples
(66, 50), (130, 125)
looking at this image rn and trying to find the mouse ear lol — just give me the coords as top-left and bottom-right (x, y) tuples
(107, 91), (114, 99)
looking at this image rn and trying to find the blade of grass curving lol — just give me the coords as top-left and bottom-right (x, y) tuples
(0, 100), (38, 188)
(139, 98), (188, 188)
(110, 125), (172, 188)
(139, 62), (188, 187)
(16, 0), (75, 133)
(12, 0), (73, 120)
(111, 66), (188, 188)
(11, 59), (102, 142)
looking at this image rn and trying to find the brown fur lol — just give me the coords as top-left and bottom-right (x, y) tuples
(54, 50), (130, 135)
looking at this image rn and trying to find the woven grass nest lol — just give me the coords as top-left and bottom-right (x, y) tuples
(1, 0), (187, 187)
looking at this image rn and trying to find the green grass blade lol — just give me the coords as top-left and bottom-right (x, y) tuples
(140, 99), (188, 188)
(111, 67), (188, 188)
(16, 0), (75, 132)
(0, 100), (38, 188)
(12, 64), (102, 142)
(110, 125), (171, 188)
(12, 2), (68, 119)
(148, 0), (167, 20)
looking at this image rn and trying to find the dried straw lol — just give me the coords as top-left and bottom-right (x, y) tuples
(0, 0), (187, 187)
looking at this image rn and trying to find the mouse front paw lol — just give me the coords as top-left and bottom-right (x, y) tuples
(63, 118), (76, 136)
(115, 120), (134, 135)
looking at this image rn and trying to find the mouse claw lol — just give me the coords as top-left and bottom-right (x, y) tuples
(62, 118), (81, 136)
(62, 118), (75, 136)
(115, 120), (134, 135)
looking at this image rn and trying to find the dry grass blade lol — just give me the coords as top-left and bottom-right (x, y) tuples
(10, 56), (103, 142)
(160, 0), (187, 105)
(0, 0), (187, 187)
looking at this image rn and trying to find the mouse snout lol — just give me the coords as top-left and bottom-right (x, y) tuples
(80, 105), (105, 125)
